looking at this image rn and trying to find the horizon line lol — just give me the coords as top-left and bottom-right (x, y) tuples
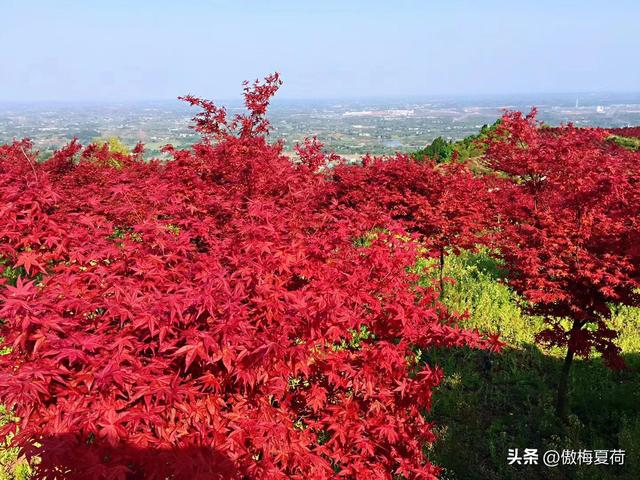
(2, 90), (640, 105)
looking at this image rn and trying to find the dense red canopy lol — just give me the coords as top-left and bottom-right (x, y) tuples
(0, 75), (499, 479)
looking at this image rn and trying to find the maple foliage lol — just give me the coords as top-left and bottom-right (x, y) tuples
(0, 75), (501, 479)
(484, 110), (640, 371)
(606, 126), (640, 139)
(327, 151), (495, 294)
(330, 155), (493, 254)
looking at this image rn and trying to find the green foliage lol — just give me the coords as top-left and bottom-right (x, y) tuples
(91, 136), (130, 168)
(608, 135), (640, 151)
(0, 406), (31, 480)
(92, 136), (130, 155)
(423, 249), (640, 480)
(165, 223), (181, 236)
(332, 325), (374, 352)
(413, 120), (502, 167)
(0, 258), (23, 288)
(438, 249), (544, 346)
(414, 136), (455, 163)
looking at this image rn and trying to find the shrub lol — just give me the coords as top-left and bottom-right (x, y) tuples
(0, 76), (499, 479)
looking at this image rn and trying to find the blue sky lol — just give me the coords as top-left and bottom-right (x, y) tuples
(1, 0), (639, 101)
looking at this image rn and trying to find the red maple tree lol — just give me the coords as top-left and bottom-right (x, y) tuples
(484, 110), (640, 416)
(0, 75), (500, 479)
(328, 152), (494, 295)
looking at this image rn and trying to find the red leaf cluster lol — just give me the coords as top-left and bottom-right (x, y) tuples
(607, 126), (640, 139)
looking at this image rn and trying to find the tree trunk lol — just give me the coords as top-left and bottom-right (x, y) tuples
(556, 320), (583, 419)
(556, 345), (574, 420)
(439, 248), (445, 298)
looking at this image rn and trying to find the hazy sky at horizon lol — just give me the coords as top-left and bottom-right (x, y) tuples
(2, 0), (639, 101)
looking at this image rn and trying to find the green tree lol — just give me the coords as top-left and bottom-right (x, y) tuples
(91, 136), (130, 155)
(413, 136), (454, 163)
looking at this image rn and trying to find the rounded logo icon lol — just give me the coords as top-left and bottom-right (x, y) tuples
(543, 450), (560, 467)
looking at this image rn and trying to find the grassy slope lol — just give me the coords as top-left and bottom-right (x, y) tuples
(423, 249), (640, 480)
(608, 135), (640, 151)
